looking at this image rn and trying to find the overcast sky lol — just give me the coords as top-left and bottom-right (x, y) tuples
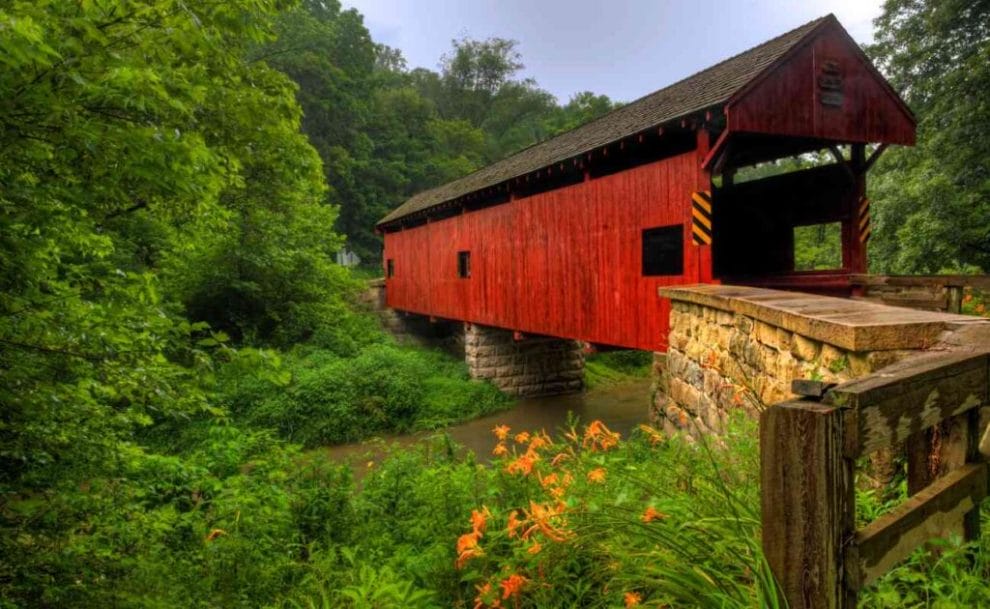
(342, 0), (885, 104)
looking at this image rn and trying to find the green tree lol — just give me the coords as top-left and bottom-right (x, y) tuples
(546, 91), (621, 136)
(267, 2), (489, 262)
(437, 36), (526, 126)
(868, 0), (990, 273)
(0, 1), (336, 603)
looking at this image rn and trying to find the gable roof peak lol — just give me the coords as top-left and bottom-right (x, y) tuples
(379, 14), (833, 227)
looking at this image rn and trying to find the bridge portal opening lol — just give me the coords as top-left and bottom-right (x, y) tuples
(709, 137), (866, 296)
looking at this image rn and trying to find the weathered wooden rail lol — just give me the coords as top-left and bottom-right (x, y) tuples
(761, 349), (990, 608)
(851, 274), (990, 313)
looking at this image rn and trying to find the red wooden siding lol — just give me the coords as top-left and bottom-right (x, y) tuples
(384, 150), (704, 352)
(728, 24), (915, 146)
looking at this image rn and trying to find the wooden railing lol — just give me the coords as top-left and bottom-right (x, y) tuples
(727, 273), (990, 309)
(850, 274), (990, 313)
(760, 350), (990, 608)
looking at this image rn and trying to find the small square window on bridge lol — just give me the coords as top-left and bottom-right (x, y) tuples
(386, 259), (395, 277)
(642, 225), (684, 276)
(457, 251), (471, 278)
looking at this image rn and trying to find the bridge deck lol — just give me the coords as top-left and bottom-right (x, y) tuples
(658, 284), (980, 351)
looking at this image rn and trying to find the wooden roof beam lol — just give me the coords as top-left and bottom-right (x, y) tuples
(828, 144), (855, 180)
(862, 143), (888, 172)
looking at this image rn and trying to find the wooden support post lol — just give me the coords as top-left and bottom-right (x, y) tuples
(695, 128), (713, 283)
(761, 401), (856, 609)
(846, 144), (868, 275)
(947, 285), (963, 314)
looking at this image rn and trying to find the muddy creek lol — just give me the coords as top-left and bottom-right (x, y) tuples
(320, 377), (653, 470)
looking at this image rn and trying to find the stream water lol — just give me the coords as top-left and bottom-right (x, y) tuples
(320, 377), (653, 470)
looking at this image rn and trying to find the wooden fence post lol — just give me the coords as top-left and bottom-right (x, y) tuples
(946, 285), (963, 314)
(760, 401), (856, 609)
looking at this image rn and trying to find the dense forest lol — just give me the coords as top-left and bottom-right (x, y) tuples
(0, 1), (988, 608)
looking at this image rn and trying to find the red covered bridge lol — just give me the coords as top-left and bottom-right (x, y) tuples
(377, 15), (915, 353)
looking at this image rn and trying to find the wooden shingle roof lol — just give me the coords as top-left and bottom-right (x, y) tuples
(378, 14), (834, 227)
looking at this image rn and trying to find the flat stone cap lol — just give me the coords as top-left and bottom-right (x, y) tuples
(659, 284), (985, 351)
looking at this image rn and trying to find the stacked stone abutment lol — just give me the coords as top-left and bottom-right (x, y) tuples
(654, 285), (986, 438)
(465, 324), (584, 397)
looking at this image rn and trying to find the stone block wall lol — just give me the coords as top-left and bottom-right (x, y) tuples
(379, 310), (465, 354)
(465, 324), (584, 397)
(363, 280), (464, 354)
(653, 300), (918, 437)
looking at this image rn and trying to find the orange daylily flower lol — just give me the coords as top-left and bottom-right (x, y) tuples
(548, 471), (574, 499)
(521, 501), (570, 542)
(637, 424), (665, 446)
(205, 528), (226, 542)
(457, 531), (480, 553)
(506, 510), (523, 538)
(456, 531), (483, 569)
(583, 420), (621, 452)
(642, 506), (668, 523)
(471, 506), (491, 536)
(505, 450), (538, 476)
(492, 424), (511, 441)
(528, 431), (551, 451)
(527, 540), (542, 555)
(539, 472), (559, 489)
(492, 442), (509, 457)
(550, 451), (570, 467)
(500, 574), (528, 600)
(474, 582), (500, 609)
(514, 431), (531, 444)
(624, 591), (643, 607)
(587, 467), (607, 483)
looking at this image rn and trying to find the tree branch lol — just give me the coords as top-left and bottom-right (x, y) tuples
(103, 200), (149, 220)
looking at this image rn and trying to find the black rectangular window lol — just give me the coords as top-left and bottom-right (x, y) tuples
(386, 259), (394, 277)
(642, 225), (684, 276)
(457, 251), (471, 278)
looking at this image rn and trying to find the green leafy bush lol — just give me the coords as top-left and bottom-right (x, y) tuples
(221, 344), (509, 446)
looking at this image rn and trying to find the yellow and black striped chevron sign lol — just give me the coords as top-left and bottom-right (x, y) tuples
(691, 190), (713, 245)
(858, 196), (871, 243)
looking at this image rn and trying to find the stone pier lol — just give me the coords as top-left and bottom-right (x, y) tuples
(465, 324), (584, 397)
(366, 280), (585, 397)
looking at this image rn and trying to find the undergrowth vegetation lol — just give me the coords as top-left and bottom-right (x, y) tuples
(584, 350), (654, 389)
(18, 410), (988, 608)
(220, 343), (509, 446)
